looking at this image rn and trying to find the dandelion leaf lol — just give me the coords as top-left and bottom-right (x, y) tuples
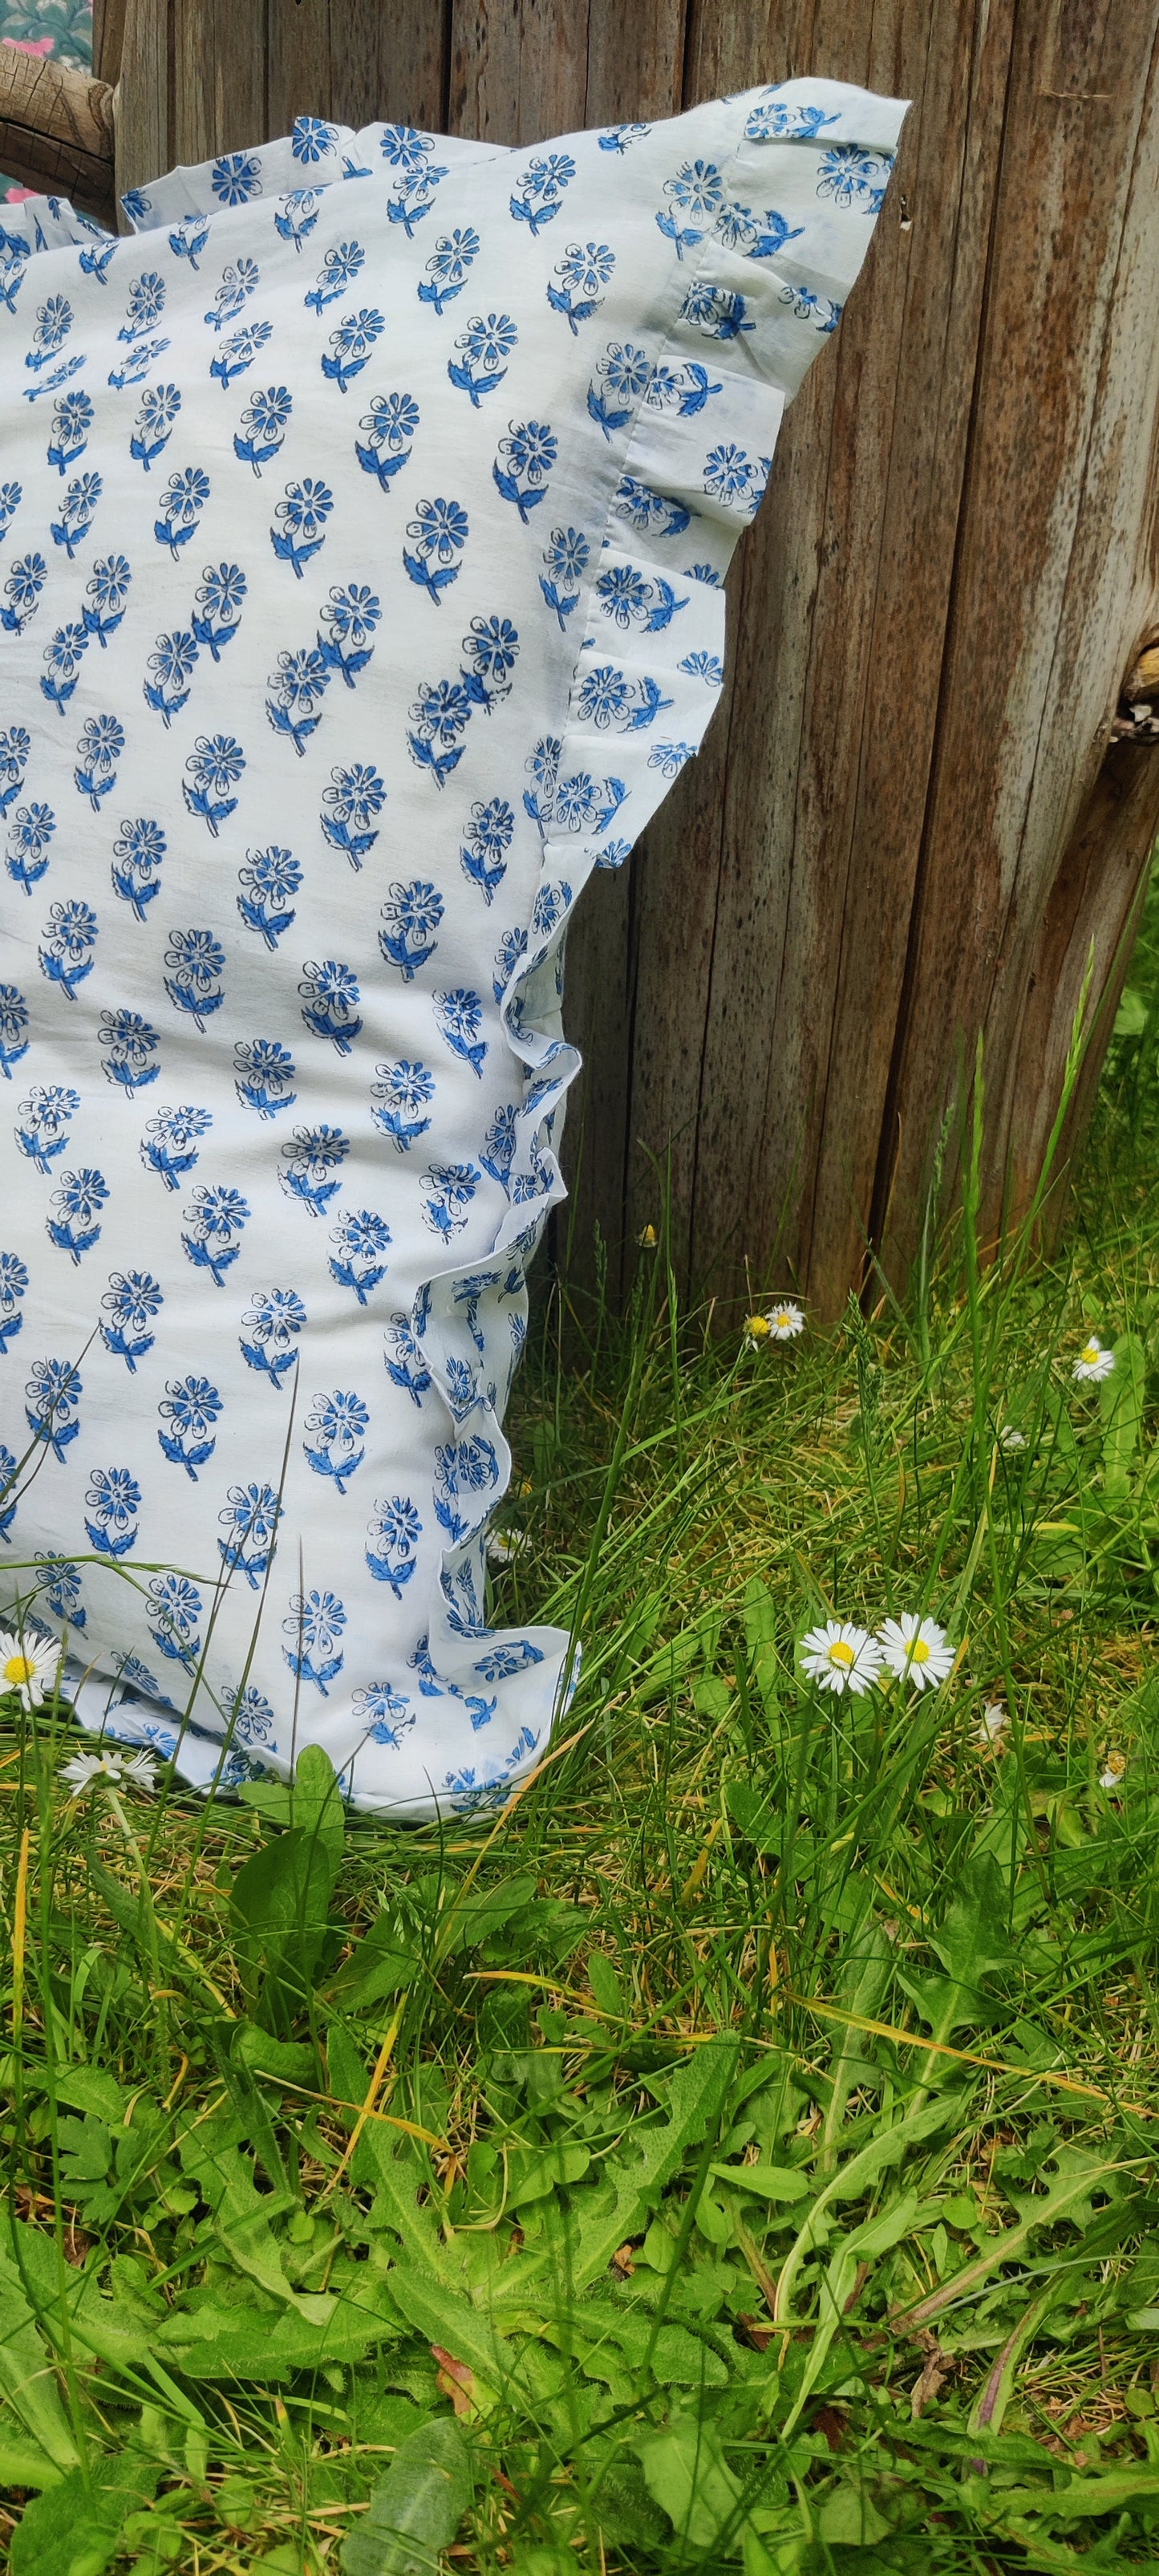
(339, 2417), (471, 2576)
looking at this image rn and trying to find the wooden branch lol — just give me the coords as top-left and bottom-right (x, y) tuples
(0, 44), (116, 229)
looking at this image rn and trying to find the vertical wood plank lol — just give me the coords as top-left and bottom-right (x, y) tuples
(114, 0), (172, 214)
(170, 0), (266, 166)
(93, 0), (128, 85)
(448, 0), (590, 143)
(267, 0), (333, 134)
(332, 0), (450, 132)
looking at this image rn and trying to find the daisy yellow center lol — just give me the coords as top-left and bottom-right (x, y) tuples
(3, 1653), (34, 1686)
(775, 1311), (794, 1329)
(829, 1640), (856, 1667)
(909, 1637), (930, 1664)
(746, 1315), (771, 1338)
(1081, 1341), (1100, 1364)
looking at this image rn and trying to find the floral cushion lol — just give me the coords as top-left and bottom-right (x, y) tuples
(0, 78), (906, 1813)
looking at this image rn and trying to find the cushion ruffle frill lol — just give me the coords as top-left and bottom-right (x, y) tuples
(2, 79), (906, 1810)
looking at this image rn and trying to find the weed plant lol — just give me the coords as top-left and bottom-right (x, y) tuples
(2, 866), (1159, 2574)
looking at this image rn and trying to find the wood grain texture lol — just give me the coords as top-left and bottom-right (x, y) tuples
(106, 0), (1159, 1318)
(0, 46), (115, 222)
(92, 0), (128, 86)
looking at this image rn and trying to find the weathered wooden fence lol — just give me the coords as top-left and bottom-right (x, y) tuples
(6, 0), (1159, 1320)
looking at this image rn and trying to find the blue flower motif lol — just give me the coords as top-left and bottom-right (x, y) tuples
(144, 627), (199, 727)
(817, 144), (893, 213)
(118, 271), (165, 343)
(6, 800), (56, 894)
(0, 483), (22, 538)
(403, 496), (468, 602)
(239, 1287), (306, 1385)
(679, 648), (725, 685)
(140, 1100), (211, 1190)
(304, 1387), (370, 1491)
(588, 340), (651, 438)
(379, 124), (435, 174)
(776, 281), (842, 333)
(0, 1443), (16, 1544)
(460, 797), (513, 905)
(317, 582), (381, 685)
(384, 1312), (432, 1407)
(539, 523), (590, 628)
(305, 237), (364, 313)
(714, 200), (804, 261)
(279, 1122), (349, 1217)
(39, 896), (99, 998)
(298, 957), (363, 1054)
(352, 1681), (415, 1748)
(275, 188), (322, 253)
(205, 257), (260, 331)
(680, 281), (753, 343)
(168, 216), (210, 271)
(321, 761), (386, 868)
(475, 1639), (544, 1681)
(322, 305), (384, 391)
(26, 292), (73, 369)
(157, 1372), (222, 1479)
(417, 226), (479, 314)
(656, 157), (724, 257)
(271, 475), (334, 577)
(448, 311), (517, 407)
(595, 564), (687, 631)
(355, 390), (419, 492)
(420, 1159), (481, 1239)
(371, 1057), (435, 1154)
(0, 725), (30, 817)
(283, 1586), (346, 1694)
(212, 152), (263, 207)
(100, 1267), (163, 1370)
(480, 1101), (517, 1191)
(234, 383), (293, 475)
(40, 623), (89, 716)
(509, 150), (575, 236)
(365, 1495), (422, 1595)
(14, 1081), (77, 1171)
(237, 842), (302, 947)
(460, 614), (520, 711)
(83, 552), (132, 649)
(183, 732), (245, 836)
(181, 1184), (249, 1286)
(227, 1681), (277, 1747)
(111, 814), (166, 919)
(51, 469), (102, 558)
(192, 559), (247, 658)
(154, 462), (209, 558)
(293, 115), (340, 164)
(107, 334), (171, 395)
(329, 1206), (391, 1305)
(100, 1007), (160, 1093)
(266, 644), (331, 756)
(744, 93), (839, 142)
(25, 1355), (83, 1462)
(210, 319), (273, 387)
(612, 475), (692, 541)
(47, 387), (93, 473)
(235, 1036), (297, 1118)
(379, 878), (444, 980)
(164, 927), (226, 1028)
(547, 238), (614, 331)
(85, 1464), (141, 1558)
(129, 379), (180, 470)
(0, 238), (28, 318)
(34, 1552), (86, 1630)
(2, 551), (47, 639)
(406, 675), (473, 788)
(0, 1250), (29, 1353)
(493, 419), (556, 523)
(575, 662), (672, 732)
(598, 122), (650, 151)
(218, 1481), (282, 1588)
(148, 1572), (204, 1665)
(434, 988), (487, 1079)
(648, 740), (695, 779)
(434, 1435), (499, 1541)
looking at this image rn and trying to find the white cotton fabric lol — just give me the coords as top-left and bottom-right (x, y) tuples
(0, 80), (906, 1814)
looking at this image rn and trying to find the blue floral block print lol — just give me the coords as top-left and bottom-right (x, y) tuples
(0, 75), (905, 1815)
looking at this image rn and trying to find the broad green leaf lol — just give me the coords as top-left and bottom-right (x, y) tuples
(386, 2266), (508, 2388)
(0, 2246), (80, 2472)
(566, 2038), (737, 2291)
(1100, 1331), (1147, 1498)
(995, 2464), (1159, 2521)
(234, 2022), (318, 2087)
(340, 2417), (471, 2575)
(707, 2160), (809, 2202)
(176, 2114), (323, 2319)
(506, 2141), (591, 2207)
(9, 2452), (158, 2576)
(897, 2148), (1126, 2329)
(1114, 985), (1148, 1038)
(0, 2440), (65, 2490)
(156, 2272), (402, 2381)
(353, 2126), (456, 2284)
(229, 1825), (338, 2018)
(547, 2300), (729, 2388)
(773, 2094), (953, 2327)
(239, 1742), (346, 1863)
(586, 1953), (626, 2018)
(637, 2414), (744, 2553)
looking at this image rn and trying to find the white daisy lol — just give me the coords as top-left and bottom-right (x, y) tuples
(799, 1621), (883, 1696)
(877, 1613), (954, 1690)
(976, 1702), (1009, 1746)
(999, 1424), (1027, 1452)
(487, 1528), (531, 1565)
(1073, 1337), (1115, 1383)
(1100, 1751), (1127, 1791)
(765, 1300), (804, 1341)
(0, 1626), (62, 1711)
(59, 1746), (159, 1796)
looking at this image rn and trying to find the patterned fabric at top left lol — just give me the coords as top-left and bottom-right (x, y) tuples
(0, 78), (907, 1813)
(1, 5), (94, 197)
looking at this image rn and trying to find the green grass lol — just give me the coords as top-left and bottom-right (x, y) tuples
(3, 863), (1159, 2576)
